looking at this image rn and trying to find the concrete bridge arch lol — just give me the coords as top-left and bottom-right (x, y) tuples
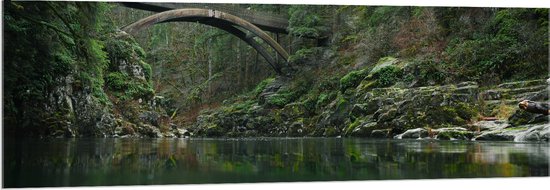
(122, 8), (291, 75)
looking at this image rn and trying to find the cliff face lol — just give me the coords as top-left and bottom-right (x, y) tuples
(5, 31), (169, 138)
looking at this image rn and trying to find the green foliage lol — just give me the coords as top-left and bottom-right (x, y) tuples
(141, 61), (153, 81)
(340, 34), (359, 45)
(266, 77), (311, 108)
(253, 77), (275, 96)
(104, 34), (147, 71)
(266, 92), (294, 107)
(320, 92), (337, 107)
(288, 5), (325, 38)
(288, 48), (316, 63)
(404, 58), (447, 86)
(365, 7), (395, 27)
(231, 100), (256, 112)
(107, 73), (154, 101)
(454, 103), (479, 121)
(3, 1), (116, 135)
(302, 96), (318, 114)
(444, 8), (548, 84)
(344, 118), (363, 136)
(132, 43), (146, 59)
(126, 81), (155, 101)
(340, 69), (368, 92)
(106, 72), (128, 90)
(371, 66), (402, 87)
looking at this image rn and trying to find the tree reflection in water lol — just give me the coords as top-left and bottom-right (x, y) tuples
(4, 138), (549, 187)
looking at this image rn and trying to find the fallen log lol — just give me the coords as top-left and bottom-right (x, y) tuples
(519, 100), (549, 115)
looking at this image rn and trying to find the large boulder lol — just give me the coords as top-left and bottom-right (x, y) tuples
(434, 127), (473, 140)
(394, 128), (429, 139)
(473, 132), (516, 141)
(513, 124), (550, 142)
(137, 124), (162, 138)
(350, 122), (377, 137)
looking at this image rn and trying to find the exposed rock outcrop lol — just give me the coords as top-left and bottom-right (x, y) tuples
(190, 56), (548, 142)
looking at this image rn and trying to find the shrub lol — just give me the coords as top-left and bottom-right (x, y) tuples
(372, 66), (402, 87)
(106, 72), (128, 90)
(340, 69), (367, 92)
(140, 61), (152, 81)
(253, 77), (275, 96)
(288, 48), (316, 63)
(266, 92), (294, 107)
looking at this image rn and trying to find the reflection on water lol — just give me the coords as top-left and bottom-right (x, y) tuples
(4, 138), (549, 187)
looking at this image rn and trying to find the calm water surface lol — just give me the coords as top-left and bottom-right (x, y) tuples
(4, 138), (549, 187)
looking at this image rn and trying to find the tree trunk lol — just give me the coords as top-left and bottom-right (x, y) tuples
(208, 39), (213, 98)
(237, 40), (242, 89)
(519, 100), (549, 115)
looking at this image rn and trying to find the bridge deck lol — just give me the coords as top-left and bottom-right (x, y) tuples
(121, 2), (289, 34)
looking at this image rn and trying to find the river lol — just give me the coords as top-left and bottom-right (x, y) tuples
(3, 138), (549, 187)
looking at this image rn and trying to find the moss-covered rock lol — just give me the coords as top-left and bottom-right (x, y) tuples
(253, 77), (276, 96)
(350, 122), (377, 137)
(435, 128), (474, 140)
(508, 109), (547, 126)
(340, 69), (368, 92)
(394, 128), (429, 139)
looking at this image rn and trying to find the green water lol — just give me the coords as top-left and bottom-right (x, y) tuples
(3, 138), (549, 187)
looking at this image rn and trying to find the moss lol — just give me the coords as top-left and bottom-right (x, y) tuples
(223, 100), (256, 113)
(454, 102), (479, 121)
(316, 93), (332, 108)
(125, 81), (154, 101)
(437, 130), (474, 140)
(234, 100), (256, 111)
(504, 126), (528, 131)
(272, 110), (284, 125)
(318, 77), (339, 91)
(281, 103), (307, 121)
(205, 123), (224, 137)
(266, 92), (293, 107)
(132, 42), (146, 59)
(336, 96), (349, 109)
(253, 77), (275, 96)
(106, 71), (154, 101)
(340, 69), (367, 92)
(371, 65), (402, 87)
(340, 34), (359, 44)
(425, 106), (463, 127)
(265, 77), (310, 108)
(80, 72), (110, 105)
(106, 72), (128, 90)
(289, 48), (316, 63)
(508, 110), (535, 126)
(302, 97), (317, 115)
(344, 119), (362, 136)
(356, 80), (377, 92)
(493, 103), (515, 120)
(140, 61), (152, 81)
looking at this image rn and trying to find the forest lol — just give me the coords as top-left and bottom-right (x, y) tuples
(3, 1), (549, 140)
(3, 1), (550, 187)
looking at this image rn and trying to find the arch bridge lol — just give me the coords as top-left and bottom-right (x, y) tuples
(121, 3), (293, 75)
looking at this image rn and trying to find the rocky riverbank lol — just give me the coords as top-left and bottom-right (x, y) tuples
(4, 31), (188, 139)
(188, 57), (549, 142)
